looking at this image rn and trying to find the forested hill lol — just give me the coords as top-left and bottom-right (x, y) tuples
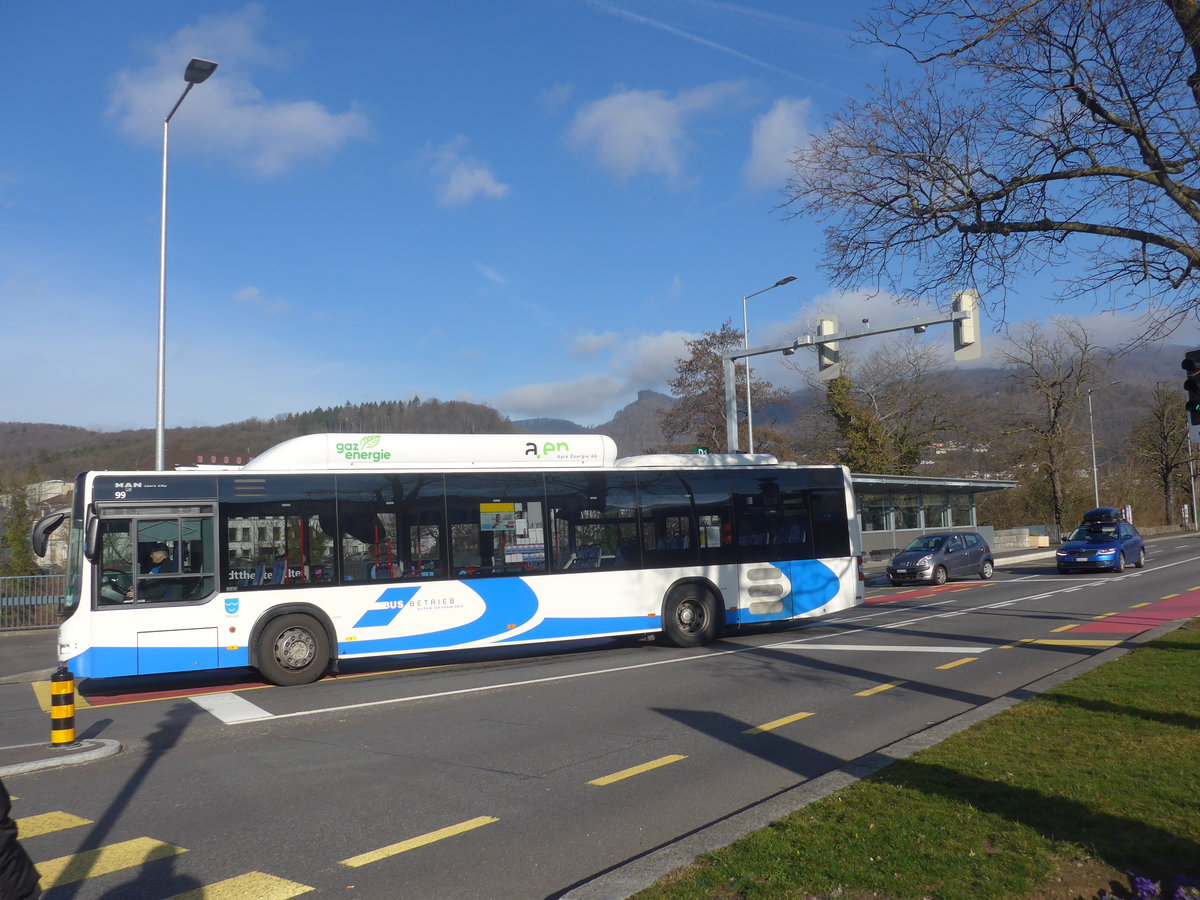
(0, 398), (521, 482)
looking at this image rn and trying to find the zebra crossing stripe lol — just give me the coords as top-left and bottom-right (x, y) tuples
(37, 837), (186, 888)
(15, 811), (91, 838)
(165, 871), (314, 899)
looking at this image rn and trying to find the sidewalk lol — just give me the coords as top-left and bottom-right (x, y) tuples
(0, 629), (121, 777)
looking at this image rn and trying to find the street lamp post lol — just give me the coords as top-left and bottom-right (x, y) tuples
(1087, 390), (1100, 508)
(1087, 381), (1122, 508)
(156, 58), (218, 471)
(741, 275), (796, 454)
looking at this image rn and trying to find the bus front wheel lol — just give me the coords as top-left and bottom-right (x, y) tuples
(257, 614), (330, 686)
(661, 586), (720, 648)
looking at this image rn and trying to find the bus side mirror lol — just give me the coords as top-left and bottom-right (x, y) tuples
(84, 515), (99, 563)
(30, 511), (66, 558)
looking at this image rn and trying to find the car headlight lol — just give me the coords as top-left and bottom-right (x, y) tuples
(917, 555), (932, 567)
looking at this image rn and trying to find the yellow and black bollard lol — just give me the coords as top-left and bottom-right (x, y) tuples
(49, 663), (78, 748)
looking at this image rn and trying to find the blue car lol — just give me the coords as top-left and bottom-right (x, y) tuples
(1055, 517), (1145, 573)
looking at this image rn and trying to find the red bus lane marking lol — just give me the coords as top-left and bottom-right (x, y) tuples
(1070, 592), (1200, 635)
(866, 582), (993, 605)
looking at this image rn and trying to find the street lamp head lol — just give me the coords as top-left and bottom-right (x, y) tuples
(775, 275), (797, 287)
(184, 58), (219, 84)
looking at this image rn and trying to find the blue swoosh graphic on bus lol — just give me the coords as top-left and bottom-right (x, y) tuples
(353, 586), (421, 628)
(789, 559), (840, 614)
(341, 579), (541, 655)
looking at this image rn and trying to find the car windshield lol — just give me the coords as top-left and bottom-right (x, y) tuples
(904, 536), (945, 552)
(1068, 525), (1117, 541)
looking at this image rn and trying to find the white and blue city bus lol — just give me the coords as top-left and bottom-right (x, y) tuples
(31, 434), (865, 685)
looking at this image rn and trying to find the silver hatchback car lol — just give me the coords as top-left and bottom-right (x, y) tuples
(886, 531), (995, 586)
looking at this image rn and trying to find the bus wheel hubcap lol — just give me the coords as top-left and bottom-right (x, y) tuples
(276, 628), (315, 669)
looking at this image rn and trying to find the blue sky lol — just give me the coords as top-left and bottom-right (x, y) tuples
(2, 1), (1191, 432)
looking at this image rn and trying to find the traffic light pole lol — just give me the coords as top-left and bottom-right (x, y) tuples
(721, 308), (974, 453)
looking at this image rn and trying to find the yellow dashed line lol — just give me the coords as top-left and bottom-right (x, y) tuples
(936, 657), (978, 670)
(340, 817), (498, 867)
(165, 872), (314, 899)
(38, 838), (186, 888)
(744, 712), (814, 734)
(1029, 639), (1122, 648)
(1050, 623), (1080, 633)
(15, 812), (91, 839)
(589, 754), (687, 786)
(1093, 612), (1119, 620)
(855, 680), (905, 697)
(1131, 601), (1153, 608)
(998, 639), (1035, 649)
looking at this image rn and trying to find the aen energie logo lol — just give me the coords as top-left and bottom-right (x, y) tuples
(525, 441), (570, 459)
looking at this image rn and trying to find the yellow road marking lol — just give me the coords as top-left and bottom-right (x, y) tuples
(38, 837), (186, 888)
(998, 639), (1035, 649)
(744, 712), (814, 734)
(1029, 639), (1122, 648)
(340, 816), (498, 867)
(166, 872), (314, 899)
(936, 657), (978, 670)
(16, 812), (91, 839)
(31, 681), (93, 712)
(1131, 601), (1153, 607)
(1050, 623), (1079, 632)
(589, 754), (687, 786)
(855, 680), (905, 697)
(1093, 612), (1119, 619)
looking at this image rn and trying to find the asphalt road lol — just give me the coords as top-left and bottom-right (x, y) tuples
(3, 534), (1199, 899)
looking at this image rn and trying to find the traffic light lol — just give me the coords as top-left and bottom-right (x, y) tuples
(952, 289), (981, 361)
(817, 315), (841, 381)
(1183, 349), (1200, 443)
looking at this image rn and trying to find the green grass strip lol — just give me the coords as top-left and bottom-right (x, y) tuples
(636, 624), (1200, 900)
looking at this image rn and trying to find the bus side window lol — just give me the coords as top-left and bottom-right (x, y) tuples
(96, 519), (134, 605)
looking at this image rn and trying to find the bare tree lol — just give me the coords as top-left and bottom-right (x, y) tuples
(1127, 382), (1193, 524)
(660, 321), (789, 452)
(785, 0), (1200, 335)
(999, 317), (1108, 532)
(794, 336), (976, 472)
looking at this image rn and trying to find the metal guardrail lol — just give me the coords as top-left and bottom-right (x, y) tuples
(0, 574), (65, 631)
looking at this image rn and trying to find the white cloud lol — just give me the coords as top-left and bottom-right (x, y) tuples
(423, 136), (512, 207)
(537, 82), (575, 114)
(234, 285), (291, 314)
(569, 82), (745, 181)
(572, 332), (621, 356)
(106, 5), (370, 177)
(493, 375), (630, 419)
(493, 329), (695, 420)
(475, 263), (509, 286)
(745, 97), (811, 188)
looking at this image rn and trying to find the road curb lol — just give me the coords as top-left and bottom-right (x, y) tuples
(559, 619), (1184, 900)
(0, 739), (121, 778)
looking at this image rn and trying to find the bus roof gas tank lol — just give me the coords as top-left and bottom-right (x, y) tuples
(242, 433), (620, 471)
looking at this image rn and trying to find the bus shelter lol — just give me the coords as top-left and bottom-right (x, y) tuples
(850, 472), (1018, 561)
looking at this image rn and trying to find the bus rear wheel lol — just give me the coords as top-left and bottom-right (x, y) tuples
(257, 614), (330, 686)
(661, 586), (720, 648)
